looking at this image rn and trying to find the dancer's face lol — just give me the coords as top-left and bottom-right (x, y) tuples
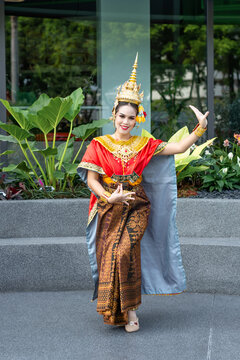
(115, 104), (137, 137)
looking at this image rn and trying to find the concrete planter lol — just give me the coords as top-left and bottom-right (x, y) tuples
(0, 198), (240, 295)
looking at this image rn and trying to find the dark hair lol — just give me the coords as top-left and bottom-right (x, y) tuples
(115, 101), (138, 116)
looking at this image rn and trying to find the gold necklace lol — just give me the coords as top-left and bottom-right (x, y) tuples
(94, 135), (150, 163)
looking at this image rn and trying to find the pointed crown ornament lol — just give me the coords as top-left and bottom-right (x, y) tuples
(112, 53), (147, 123)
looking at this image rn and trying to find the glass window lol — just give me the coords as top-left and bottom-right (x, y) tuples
(5, 1), (98, 136)
(150, 1), (207, 140)
(214, 0), (240, 142)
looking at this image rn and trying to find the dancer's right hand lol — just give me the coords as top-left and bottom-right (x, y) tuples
(107, 184), (135, 205)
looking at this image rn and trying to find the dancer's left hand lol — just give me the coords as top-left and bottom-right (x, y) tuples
(189, 105), (209, 128)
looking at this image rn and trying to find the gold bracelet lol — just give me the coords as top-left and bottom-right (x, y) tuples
(192, 123), (207, 137)
(100, 190), (111, 203)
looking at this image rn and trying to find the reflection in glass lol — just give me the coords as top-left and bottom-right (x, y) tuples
(150, 1), (206, 141)
(5, 15), (97, 133)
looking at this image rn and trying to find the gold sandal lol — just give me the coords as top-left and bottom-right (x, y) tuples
(125, 317), (139, 332)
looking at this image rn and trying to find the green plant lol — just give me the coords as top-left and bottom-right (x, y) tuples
(141, 127), (217, 183)
(0, 87), (110, 192)
(0, 149), (15, 169)
(199, 133), (240, 192)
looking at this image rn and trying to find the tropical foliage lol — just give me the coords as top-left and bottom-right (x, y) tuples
(0, 87), (110, 196)
(199, 133), (240, 192)
(151, 23), (240, 141)
(141, 127), (217, 184)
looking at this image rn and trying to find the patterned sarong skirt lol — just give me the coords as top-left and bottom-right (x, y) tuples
(95, 181), (151, 326)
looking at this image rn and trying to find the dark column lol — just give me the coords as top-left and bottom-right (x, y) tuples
(206, 0), (214, 138)
(0, 0), (8, 163)
(11, 15), (19, 104)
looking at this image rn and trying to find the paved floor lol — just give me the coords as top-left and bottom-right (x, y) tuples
(0, 290), (239, 360)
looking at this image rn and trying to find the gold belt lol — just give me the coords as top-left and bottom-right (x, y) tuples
(102, 174), (142, 187)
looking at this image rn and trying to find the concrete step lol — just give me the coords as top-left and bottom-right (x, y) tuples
(0, 236), (239, 295)
(0, 236), (93, 292)
(1, 198), (239, 238)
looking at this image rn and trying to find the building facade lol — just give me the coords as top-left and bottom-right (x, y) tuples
(1, 0), (240, 156)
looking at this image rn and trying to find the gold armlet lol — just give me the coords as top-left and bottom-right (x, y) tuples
(100, 190), (111, 203)
(192, 123), (207, 137)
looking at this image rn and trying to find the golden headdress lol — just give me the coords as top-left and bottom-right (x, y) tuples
(112, 53), (146, 123)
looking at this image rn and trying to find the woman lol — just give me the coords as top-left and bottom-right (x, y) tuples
(77, 54), (208, 332)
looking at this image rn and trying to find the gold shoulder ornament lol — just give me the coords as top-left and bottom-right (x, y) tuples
(94, 135), (150, 163)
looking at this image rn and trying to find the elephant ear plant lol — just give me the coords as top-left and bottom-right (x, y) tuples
(0, 87), (110, 193)
(141, 127), (217, 183)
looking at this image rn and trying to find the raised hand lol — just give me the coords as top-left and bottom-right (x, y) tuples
(189, 105), (209, 128)
(107, 184), (135, 205)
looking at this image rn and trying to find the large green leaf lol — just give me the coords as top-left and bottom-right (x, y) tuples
(64, 88), (84, 123)
(175, 154), (202, 167)
(3, 160), (31, 173)
(63, 162), (78, 175)
(28, 93), (50, 113)
(53, 170), (65, 180)
(0, 150), (15, 157)
(0, 99), (33, 131)
(37, 97), (73, 129)
(168, 126), (191, 161)
(22, 140), (40, 152)
(36, 147), (58, 158)
(175, 137), (217, 175)
(3, 167), (30, 179)
(141, 129), (156, 139)
(190, 137), (217, 158)
(177, 165), (209, 182)
(0, 122), (32, 141)
(168, 126), (189, 143)
(72, 118), (111, 140)
(26, 94), (53, 134)
(0, 134), (19, 143)
(27, 112), (53, 134)
(56, 139), (74, 162)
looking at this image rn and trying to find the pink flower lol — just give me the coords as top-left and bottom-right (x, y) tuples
(38, 179), (44, 187)
(238, 139), (240, 146)
(223, 139), (229, 147)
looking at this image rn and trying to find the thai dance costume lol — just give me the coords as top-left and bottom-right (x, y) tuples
(77, 55), (186, 326)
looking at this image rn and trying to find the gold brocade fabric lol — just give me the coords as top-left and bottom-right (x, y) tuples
(102, 174), (142, 186)
(154, 141), (168, 155)
(94, 135), (150, 163)
(95, 182), (151, 326)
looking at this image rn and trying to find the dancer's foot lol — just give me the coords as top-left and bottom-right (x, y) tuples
(128, 310), (137, 321)
(125, 310), (139, 332)
(125, 316), (139, 332)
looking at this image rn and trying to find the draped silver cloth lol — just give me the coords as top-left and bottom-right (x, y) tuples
(78, 154), (186, 301)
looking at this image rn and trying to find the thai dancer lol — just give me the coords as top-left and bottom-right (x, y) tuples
(77, 54), (208, 332)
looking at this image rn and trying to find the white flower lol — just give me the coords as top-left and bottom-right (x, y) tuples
(222, 167), (228, 174)
(190, 144), (196, 151)
(237, 156), (240, 166)
(216, 114), (222, 120)
(228, 152), (233, 160)
(220, 155), (224, 162)
(205, 150), (211, 155)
